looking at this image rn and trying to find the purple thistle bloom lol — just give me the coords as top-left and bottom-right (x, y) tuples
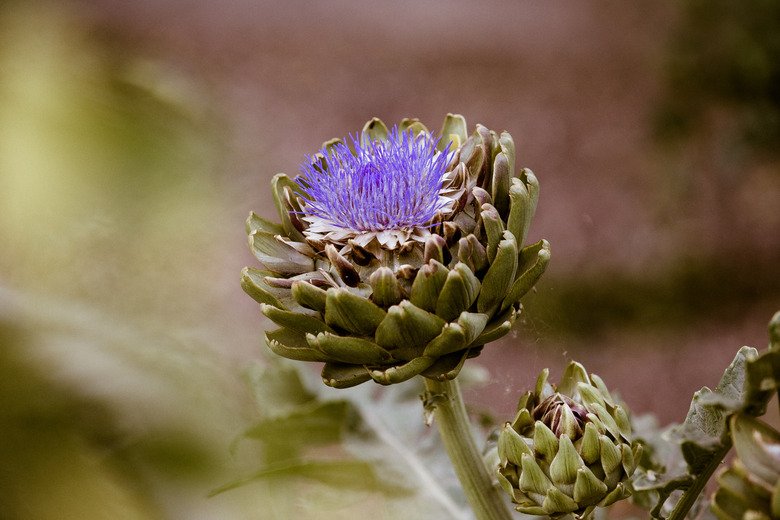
(296, 127), (454, 234)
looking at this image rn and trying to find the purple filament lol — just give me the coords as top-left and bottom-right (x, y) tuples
(296, 127), (453, 232)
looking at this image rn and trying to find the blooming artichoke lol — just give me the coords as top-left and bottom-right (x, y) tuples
(497, 362), (641, 519)
(241, 114), (550, 388)
(711, 413), (780, 520)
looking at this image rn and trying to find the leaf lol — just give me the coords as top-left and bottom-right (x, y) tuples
(665, 347), (756, 473)
(243, 400), (353, 448)
(233, 354), (478, 520)
(341, 385), (473, 520)
(665, 340), (780, 476)
(713, 346), (754, 402)
(208, 459), (382, 497)
(741, 345), (780, 416)
(634, 316), (780, 518)
(243, 360), (316, 417)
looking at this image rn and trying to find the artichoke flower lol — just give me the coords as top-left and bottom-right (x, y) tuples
(711, 413), (780, 520)
(241, 114), (550, 388)
(497, 362), (641, 519)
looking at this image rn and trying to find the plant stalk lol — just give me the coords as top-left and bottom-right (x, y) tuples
(424, 377), (513, 520)
(666, 441), (732, 520)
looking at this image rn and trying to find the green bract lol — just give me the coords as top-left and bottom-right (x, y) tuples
(241, 114), (549, 388)
(497, 362), (641, 519)
(711, 413), (780, 520)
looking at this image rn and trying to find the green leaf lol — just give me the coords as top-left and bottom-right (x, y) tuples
(422, 323), (467, 358)
(464, 137), (487, 183)
(419, 349), (470, 381)
(542, 486), (579, 514)
(307, 333), (392, 365)
(549, 435), (582, 486)
(435, 263), (480, 322)
(730, 413), (780, 487)
(491, 152), (511, 218)
(375, 301), (446, 351)
(519, 453), (553, 496)
(714, 346), (755, 402)
(558, 361), (590, 395)
(369, 267), (405, 308)
(472, 306), (516, 346)
(457, 234), (489, 275)
(362, 117), (390, 144)
(246, 211), (285, 235)
(666, 347), (757, 473)
(506, 178), (530, 249)
(480, 204), (504, 264)
(241, 267), (285, 309)
(769, 310), (780, 349)
(477, 233), (518, 313)
(519, 168), (539, 245)
(260, 304), (333, 335)
(265, 328), (330, 362)
(324, 288), (386, 336)
(402, 120), (430, 138)
(249, 230), (314, 276)
(243, 360), (315, 416)
(209, 459), (379, 497)
(438, 113), (468, 151)
(501, 240), (550, 310)
(741, 346), (780, 416)
(409, 260), (449, 313)
(498, 422), (531, 466)
(321, 363), (372, 389)
(573, 467), (609, 504)
(455, 312), (489, 345)
(533, 421), (559, 462)
(580, 423), (601, 465)
(369, 357), (435, 385)
(270, 173), (306, 242)
(290, 280), (328, 313)
(243, 400), (353, 448)
(498, 132), (516, 180)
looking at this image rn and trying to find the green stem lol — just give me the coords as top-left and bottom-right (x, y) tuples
(666, 441), (732, 520)
(424, 377), (513, 520)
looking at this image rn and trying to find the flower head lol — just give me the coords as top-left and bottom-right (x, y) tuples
(497, 362), (640, 519)
(241, 115), (550, 388)
(296, 126), (455, 245)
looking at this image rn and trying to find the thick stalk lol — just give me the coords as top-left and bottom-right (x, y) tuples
(424, 377), (513, 520)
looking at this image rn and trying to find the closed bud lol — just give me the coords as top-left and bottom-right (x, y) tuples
(498, 362), (641, 519)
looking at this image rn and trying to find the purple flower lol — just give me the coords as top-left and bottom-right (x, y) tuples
(295, 127), (454, 240)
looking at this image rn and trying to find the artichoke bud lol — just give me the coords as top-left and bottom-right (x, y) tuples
(242, 115), (549, 388)
(534, 393), (588, 440)
(711, 414), (780, 520)
(498, 361), (640, 519)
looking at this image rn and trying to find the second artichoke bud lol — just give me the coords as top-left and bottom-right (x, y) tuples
(497, 362), (641, 519)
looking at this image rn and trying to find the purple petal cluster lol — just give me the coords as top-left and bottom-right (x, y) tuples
(296, 127), (453, 233)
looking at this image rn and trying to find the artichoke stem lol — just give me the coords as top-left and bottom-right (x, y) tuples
(667, 440), (732, 520)
(424, 378), (513, 520)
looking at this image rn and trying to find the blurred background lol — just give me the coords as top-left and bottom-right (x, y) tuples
(1, 0), (778, 518)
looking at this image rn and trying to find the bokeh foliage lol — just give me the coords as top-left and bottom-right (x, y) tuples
(654, 0), (780, 155)
(0, 3), (479, 518)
